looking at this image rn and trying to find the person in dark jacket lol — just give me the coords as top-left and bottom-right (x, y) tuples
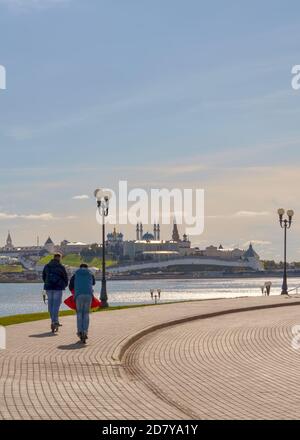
(42, 253), (68, 332)
(69, 264), (95, 342)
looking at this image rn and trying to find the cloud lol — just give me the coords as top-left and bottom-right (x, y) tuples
(72, 195), (90, 200)
(20, 213), (55, 220)
(0, 212), (55, 220)
(243, 240), (272, 247)
(233, 211), (270, 218)
(206, 211), (270, 220)
(0, 212), (76, 220)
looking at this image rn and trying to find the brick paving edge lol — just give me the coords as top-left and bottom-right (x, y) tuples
(114, 299), (300, 362)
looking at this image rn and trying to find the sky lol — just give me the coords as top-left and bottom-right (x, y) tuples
(0, 0), (300, 260)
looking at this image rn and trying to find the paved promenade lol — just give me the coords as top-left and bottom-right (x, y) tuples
(1, 295), (300, 420)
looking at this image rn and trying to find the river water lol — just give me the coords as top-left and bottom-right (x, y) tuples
(0, 277), (299, 317)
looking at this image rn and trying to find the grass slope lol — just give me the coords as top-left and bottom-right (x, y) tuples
(37, 254), (117, 269)
(0, 304), (156, 326)
(0, 265), (24, 273)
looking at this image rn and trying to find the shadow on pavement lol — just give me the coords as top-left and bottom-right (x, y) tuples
(58, 342), (87, 350)
(29, 333), (57, 338)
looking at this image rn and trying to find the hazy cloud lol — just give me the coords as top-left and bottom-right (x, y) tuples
(72, 195), (90, 200)
(243, 240), (272, 247)
(234, 211), (270, 218)
(0, 212), (76, 221)
(0, 212), (55, 220)
(207, 211), (271, 220)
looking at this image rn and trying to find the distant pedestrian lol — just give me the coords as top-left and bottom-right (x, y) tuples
(265, 281), (272, 296)
(69, 264), (95, 343)
(261, 281), (272, 296)
(42, 253), (68, 333)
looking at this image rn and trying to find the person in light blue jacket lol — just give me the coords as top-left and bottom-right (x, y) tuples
(69, 264), (95, 343)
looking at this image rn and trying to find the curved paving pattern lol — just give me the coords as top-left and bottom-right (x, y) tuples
(1, 295), (300, 419)
(125, 306), (300, 419)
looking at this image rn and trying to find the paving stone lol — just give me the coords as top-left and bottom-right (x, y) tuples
(0, 295), (300, 419)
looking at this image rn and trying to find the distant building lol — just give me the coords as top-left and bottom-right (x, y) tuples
(44, 237), (55, 254)
(243, 242), (259, 259)
(107, 228), (124, 244)
(242, 243), (263, 271)
(172, 221), (180, 242)
(178, 234), (192, 256)
(124, 239), (179, 260)
(0, 227), (263, 273)
(109, 241), (264, 274)
(201, 245), (244, 260)
(106, 227), (124, 258)
(123, 222), (191, 260)
(113, 220), (263, 272)
(0, 255), (18, 265)
(60, 240), (90, 255)
(0, 232), (45, 257)
(141, 231), (155, 241)
(3, 232), (14, 251)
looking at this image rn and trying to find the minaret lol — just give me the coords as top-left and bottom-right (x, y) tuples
(153, 224), (157, 240)
(136, 223), (140, 241)
(140, 223), (143, 240)
(172, 220), (180, 242)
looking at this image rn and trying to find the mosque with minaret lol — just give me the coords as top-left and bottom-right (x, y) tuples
(107, 221), (262, 270)
(0, 224), (263, 271)
(120, 221), (192, 260)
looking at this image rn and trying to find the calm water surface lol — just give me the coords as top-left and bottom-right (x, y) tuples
(0, 277), (299, 317)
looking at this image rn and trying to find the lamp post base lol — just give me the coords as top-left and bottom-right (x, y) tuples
(281, 278), (288, 296)
(100, 280), (109, 308)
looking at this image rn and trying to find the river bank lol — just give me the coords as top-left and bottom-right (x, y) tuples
(1, 270), (300, 283)
(1, 277), (300, 317)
